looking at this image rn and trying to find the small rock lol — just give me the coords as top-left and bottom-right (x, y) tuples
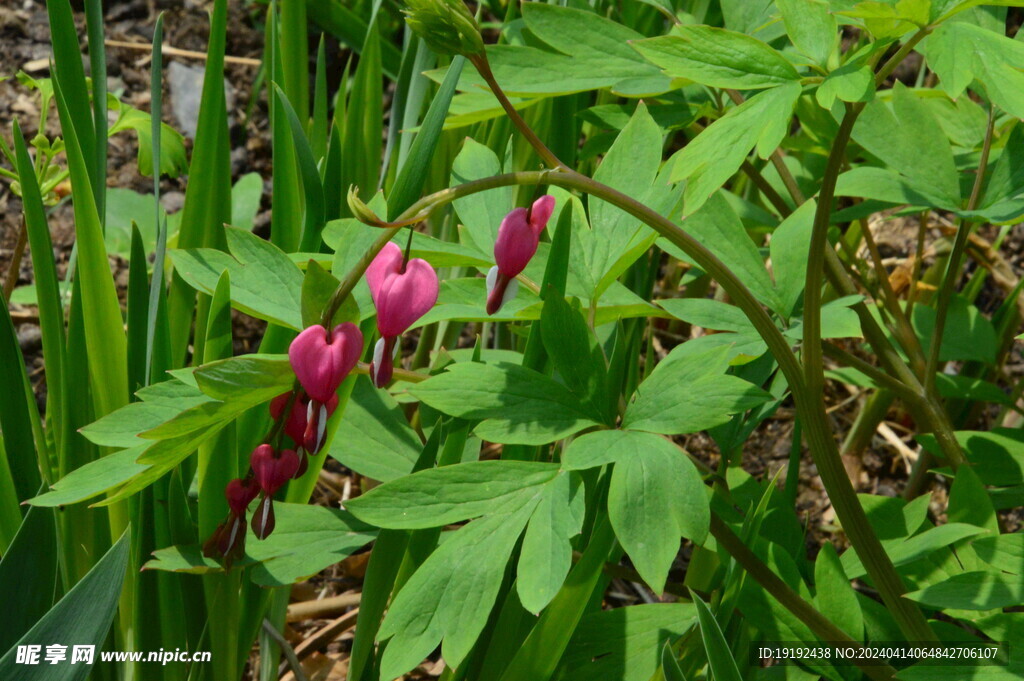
(17, 324), (42, 354)
(161, 190), (186, 214)
(168, 62), (236, 140)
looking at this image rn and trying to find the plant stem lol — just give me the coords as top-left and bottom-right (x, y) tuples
(803, 101), (936, 642)
(923, 104), (995, 397)
(470, 55), (568, 171)
(710, 515), (897, 681)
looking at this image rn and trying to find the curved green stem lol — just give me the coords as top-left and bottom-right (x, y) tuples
(923, 104), (995, 396)
(711, 515), (897, 681)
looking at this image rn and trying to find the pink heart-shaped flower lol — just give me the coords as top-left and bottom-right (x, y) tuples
(366, 241), (404, 309)
(288, 323), (364, 403)
(374, 258), (439, 338)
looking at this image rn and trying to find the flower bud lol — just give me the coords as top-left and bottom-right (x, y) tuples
(288, 323), (363, 403)
(487, 195), (555, 314)
(270, 392), (338, 449)
(404, 0), (485, 58)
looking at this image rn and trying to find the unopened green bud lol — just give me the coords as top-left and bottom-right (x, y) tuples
(404, 0), (485, 58)
(347, 187), (386, 227)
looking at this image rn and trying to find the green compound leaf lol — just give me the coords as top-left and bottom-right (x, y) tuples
(633, 27), (799, 90)
(345, 460), (561, 529)
(410, 362), (603, 445)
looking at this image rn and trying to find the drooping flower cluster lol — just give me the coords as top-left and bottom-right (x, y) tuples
(205, 238), (442, 564)
(486, 195), (555, 315)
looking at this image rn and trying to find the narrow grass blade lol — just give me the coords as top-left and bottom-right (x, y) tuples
(305, 0), (401, 78)
(146, 12), (167, 384)
(386, 57), (464, 220)
(0, 503), (57, 652)
(45, 0), (98, 206)
(497, 518), (617, 681)
(341, 12), (382, 205)
(690, 590), (743, 681)
(268, 1), (303, 253)
(84, 0), (107, 224)
(12, 121), (67, 459)
(311, 34), (328, 161)
(126, 225), (150, 397)
(167, 0), (230, 365)
(280, 0), (309, 123)
(273, 84), (326, 253)
(51, 71), (128, 418)
(0, 528), (130, 680)
(0, 286), (42, 504)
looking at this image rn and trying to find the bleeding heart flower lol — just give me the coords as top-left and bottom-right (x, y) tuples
(366, 241), (439, 387)
(250, 444), (300, 496)
(487, 195), (555, 315)
(225, 477), (259, 516)
(270, 392), (338, 452)
(288, 323), (363, 403)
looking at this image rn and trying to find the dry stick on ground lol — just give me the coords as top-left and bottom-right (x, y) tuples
(104, 39), (261, 66)
(286, 593), (361, 622)
(279, 609), (360, 680)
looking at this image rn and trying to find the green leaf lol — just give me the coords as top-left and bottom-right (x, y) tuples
(0, 529), (130, 681)
(451, 139), (513, 254)
(918, 428), (1024, 486)
(852, 84), (962, 209)
(0, 283), (41, 504)
(816, 61), (875, 108)
(517, 471), (585, 614)
(377, 503), (537, 678)
(691, 590), (743, 681)
(345, 460), (560, 529)
(410, 362), (603, 445)
(107, 100), (188, 177)
(623, 345), (770, 435)
(169, 226), (305, 330)
(330, 376), (422, 483)
(540, 295), (609, 423)
(0, 505), (57, 653)
(557, 603), (697, 681)
(672, 84), (801, 213)
(588, 102), (668, 299)
(566, 430), (709, 592)
(387, 57), (464, 220)
(973, 534), (1024, 574)
(52, 70), (129, 419)
(905, 571), (1024, 610)
(682, 192), (781, 311)
(428, 4), (667, 97)
(814, 542), (863, 641)
(911, 295), (996, 364)
(272, 84), (326, 253)
(839, 523), (989, 579)
(920, 21), (1024, 120)
(27, 446), (150, 508)
(776, 0), (838, 66)
(145, 504), (376, 586)
(633, 27), (800, 90)
(769, 199), (816, 317)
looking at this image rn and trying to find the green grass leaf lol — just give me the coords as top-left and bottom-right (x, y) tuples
(0, 504), (57, 653)
(691, 590), (743, 681)
(0, 528), (130, 681)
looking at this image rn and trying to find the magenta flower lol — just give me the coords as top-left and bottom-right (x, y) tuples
(249, 444), (300, 540)
(203, 477), (259, 565)
(366, 241), (439, 387)
(487, 195), (555, 315)
(288, 323), (363, 403)
(270, 392), (339, 455)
